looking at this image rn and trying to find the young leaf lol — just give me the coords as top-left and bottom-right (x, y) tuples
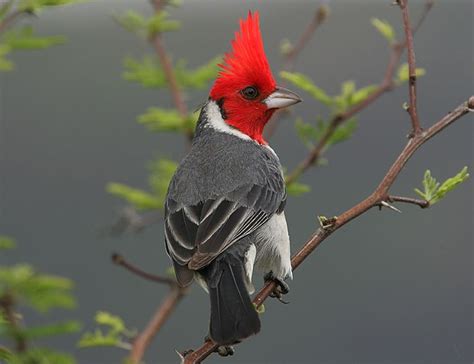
(6, 348), (76, 364)
(351, 84), (377, 105)
(3, 27), (66, 50)
(371, 18), (395, 43)
(148, 158), (178, 210)
(0, 236), (15, 250)
(123, 56), (166, 88)
(106, 183), (161, 210)
(174, 56), (221, 89)
(414, 167), (469, 204)
(17, 320), (81, 340)
(138, 108), (184, 132)
(114, 10), (147, 37)
(147, 11), (180, 37)
(396, 63), (426, 84)
(286, 181), (311, 196)
(328, 118), (357, 145)
(280, 71), (332, 105)
(95, 311), (125, 334)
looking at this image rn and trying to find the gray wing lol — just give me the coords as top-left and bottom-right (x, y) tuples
(165, 182), (285, 272)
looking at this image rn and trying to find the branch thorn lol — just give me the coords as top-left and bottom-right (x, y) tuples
(380, 201), (402, 213)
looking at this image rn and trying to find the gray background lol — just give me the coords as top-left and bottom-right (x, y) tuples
(0, 0), (472, 363)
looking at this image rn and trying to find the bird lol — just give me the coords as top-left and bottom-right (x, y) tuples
(164, 11), (301, 346)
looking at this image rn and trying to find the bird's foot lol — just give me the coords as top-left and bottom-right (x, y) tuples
(264, 272), (290, 304)
(203, 335), (235, 357)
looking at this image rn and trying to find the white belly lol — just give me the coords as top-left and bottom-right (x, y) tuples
(253, 212), (292, 280)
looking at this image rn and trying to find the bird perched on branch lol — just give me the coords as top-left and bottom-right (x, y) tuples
(164, 11), (301, 346)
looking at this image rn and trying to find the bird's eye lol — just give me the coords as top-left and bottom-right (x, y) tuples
(241, 86), (259, 100)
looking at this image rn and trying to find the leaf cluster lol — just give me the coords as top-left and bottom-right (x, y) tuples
(415, 167), (469, 205)
(107, 158), (177, 211)
(0, 237), (80, 362)
(78, 311), (133, 350)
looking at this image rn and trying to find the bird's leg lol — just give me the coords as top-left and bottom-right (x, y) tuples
(264, 272), (290, 304)
(203, 335), (235, 357)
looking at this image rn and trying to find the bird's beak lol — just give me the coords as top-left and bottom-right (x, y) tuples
(263, 87), (302, 109)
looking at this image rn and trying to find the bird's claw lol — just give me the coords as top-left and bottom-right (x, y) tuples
(215, 345), (235, 357)
(264, 273), (290, 304)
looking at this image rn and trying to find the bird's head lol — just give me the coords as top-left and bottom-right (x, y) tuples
(209, 11), (301, 145)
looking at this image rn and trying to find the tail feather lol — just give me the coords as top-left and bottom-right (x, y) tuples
(206, 258), (260, 345)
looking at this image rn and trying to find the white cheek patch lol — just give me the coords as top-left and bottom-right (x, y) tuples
(204, 100), (253, 142)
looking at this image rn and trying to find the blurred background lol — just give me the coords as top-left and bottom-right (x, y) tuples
(0, 0), (472, 363)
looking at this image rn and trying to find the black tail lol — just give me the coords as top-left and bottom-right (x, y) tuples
(203, 255), (260, 345)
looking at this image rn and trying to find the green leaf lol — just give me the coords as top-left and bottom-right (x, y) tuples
(328, 118), (357, 145)
(351, 84), (377, 105)
(280, 71), (332, 105)
(371, 18), (395, 43)
(138, 108), (184, 132)
(0, 236), (15, 250)
(106, 183), (161, 210)
(123, 56), (166, 88)
(6, 348), (76, 364)
(123, 56), (220, 90)
(78, 311), (130, 350)
(0, 264), (76, 312)
(147, 11), (180, 37)
(3, 26), (66, 50)
(414, 167), (469, 204)
(396, 63), (426, 84)
(286, 181), (311, 196)
(174, 56), (221, 89)
(95, 311), (125, 334)
(114, 10), (147, 36)
(148, 158), (178, 210)
(14, 320), (81, 340)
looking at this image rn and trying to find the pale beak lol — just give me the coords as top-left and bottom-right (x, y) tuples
(263, 87), (302, 109)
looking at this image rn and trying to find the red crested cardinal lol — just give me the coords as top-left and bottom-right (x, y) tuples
(164, 11), (301, 345)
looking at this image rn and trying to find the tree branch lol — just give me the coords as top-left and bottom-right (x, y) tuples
(183, 96), (473, 363)
(150, 0), (192, 142)
(387, 195), (429, 208)
(398, 0), (422, 135)
(129, 285), (187, 363)
(112, 252), (189, 363)
(283, 4), (329, 72)
(112, 253), (176, 286)
(285, 0), (433, 186)
(0, 9), (24, 34)
(0, 292), (27, 353)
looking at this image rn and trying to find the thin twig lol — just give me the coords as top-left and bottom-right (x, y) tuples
(0, 9), (24, 34)
(388, 195), (429, 208)
(184, 96), (473, 363)
(150, 0), (192, 142)
(284, 4), (329, 71)
(285, 1), (433, 186)
(129, 286), (188, 363)
(398, 0), (422, 135)
(112, 253), (176, 286)
(0, 293), (27, 353)
(265, 3), (328, 139)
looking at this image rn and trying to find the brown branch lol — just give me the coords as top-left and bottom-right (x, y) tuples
(0, 9), (24, 34)
(398, 0), (422, 135)
(285, 0), (433, 186)
(0, 293), (27, 353)
(150, 0), (192, 142)
(184, 96), (473, 363)
(112, 252), (189, 363)
(265, 4), (328, 140)
(112, 253), (176, 286)
(387, 195), (429, 208)
(129, 285), (188, 363)
(283, 4), (329, 71)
